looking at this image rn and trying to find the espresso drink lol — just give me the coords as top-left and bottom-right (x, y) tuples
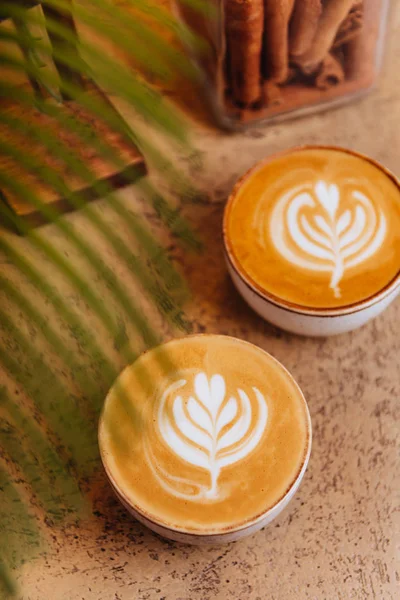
(99, 335), (310, 533)
(225, 147), (400, 309)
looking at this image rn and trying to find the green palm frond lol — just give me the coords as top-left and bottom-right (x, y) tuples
(0, 0), (206, 595)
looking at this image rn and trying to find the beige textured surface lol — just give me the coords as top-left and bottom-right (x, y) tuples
(1, 3), (399, 600)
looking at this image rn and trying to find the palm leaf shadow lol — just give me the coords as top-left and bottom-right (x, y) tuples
(0, 0), (206, 594)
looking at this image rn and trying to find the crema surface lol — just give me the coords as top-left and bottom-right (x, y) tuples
(99, 336), (310, 533)
(225, 148), (400, 309)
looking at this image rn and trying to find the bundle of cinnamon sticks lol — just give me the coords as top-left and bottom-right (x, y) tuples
(221, 0), (379, 117)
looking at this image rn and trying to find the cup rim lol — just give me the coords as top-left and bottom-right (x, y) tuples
(223, 144), (400, 318)
(98, 333), (312, 538)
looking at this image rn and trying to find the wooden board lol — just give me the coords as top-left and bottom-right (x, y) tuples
(0, 83), (146, 232)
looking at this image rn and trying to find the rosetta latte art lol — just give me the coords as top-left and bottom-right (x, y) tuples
(270, 180), (387, 297)
(147, 373), (268, 501)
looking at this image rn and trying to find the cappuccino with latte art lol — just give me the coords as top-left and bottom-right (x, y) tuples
(99, 336), (311, 539)
(224, 147), (400, 309)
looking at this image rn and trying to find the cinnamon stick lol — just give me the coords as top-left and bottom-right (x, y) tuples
(289, 0), (322, 58)
(333, 2), (364, 48)
(225, 0), (264, 106)
(344, 0), (378, 81)
(262, 0), (296, 84)
(315, 53), (345, 89)
(295, 0), (355, 74)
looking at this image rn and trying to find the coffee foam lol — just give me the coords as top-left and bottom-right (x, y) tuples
(225, 148), (400, 309)
(99, 336), (310, 533)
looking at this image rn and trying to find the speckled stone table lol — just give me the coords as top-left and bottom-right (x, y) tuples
(1, 3), (399, 600)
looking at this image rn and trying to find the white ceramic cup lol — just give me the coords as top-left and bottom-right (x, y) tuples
(223, 146), (400, 337)
(104, 450), (311, 545)
(99, 336), (312, 544)
(225, 259), (400, 336)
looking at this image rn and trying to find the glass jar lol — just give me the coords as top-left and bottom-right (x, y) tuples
(175, 0), (389, 129)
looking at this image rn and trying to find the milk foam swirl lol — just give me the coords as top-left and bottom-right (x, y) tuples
(269, 180), (387, 297)
(147, 373), (268, 501)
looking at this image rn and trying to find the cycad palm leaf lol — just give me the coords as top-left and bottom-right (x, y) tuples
(0, 0), (203, 595)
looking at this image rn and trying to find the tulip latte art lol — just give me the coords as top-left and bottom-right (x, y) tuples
(270, 179), (387, 298)
(99, 336), (310, 532)
(154, 372), (268, 500)
(225, 148), (400, 308)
